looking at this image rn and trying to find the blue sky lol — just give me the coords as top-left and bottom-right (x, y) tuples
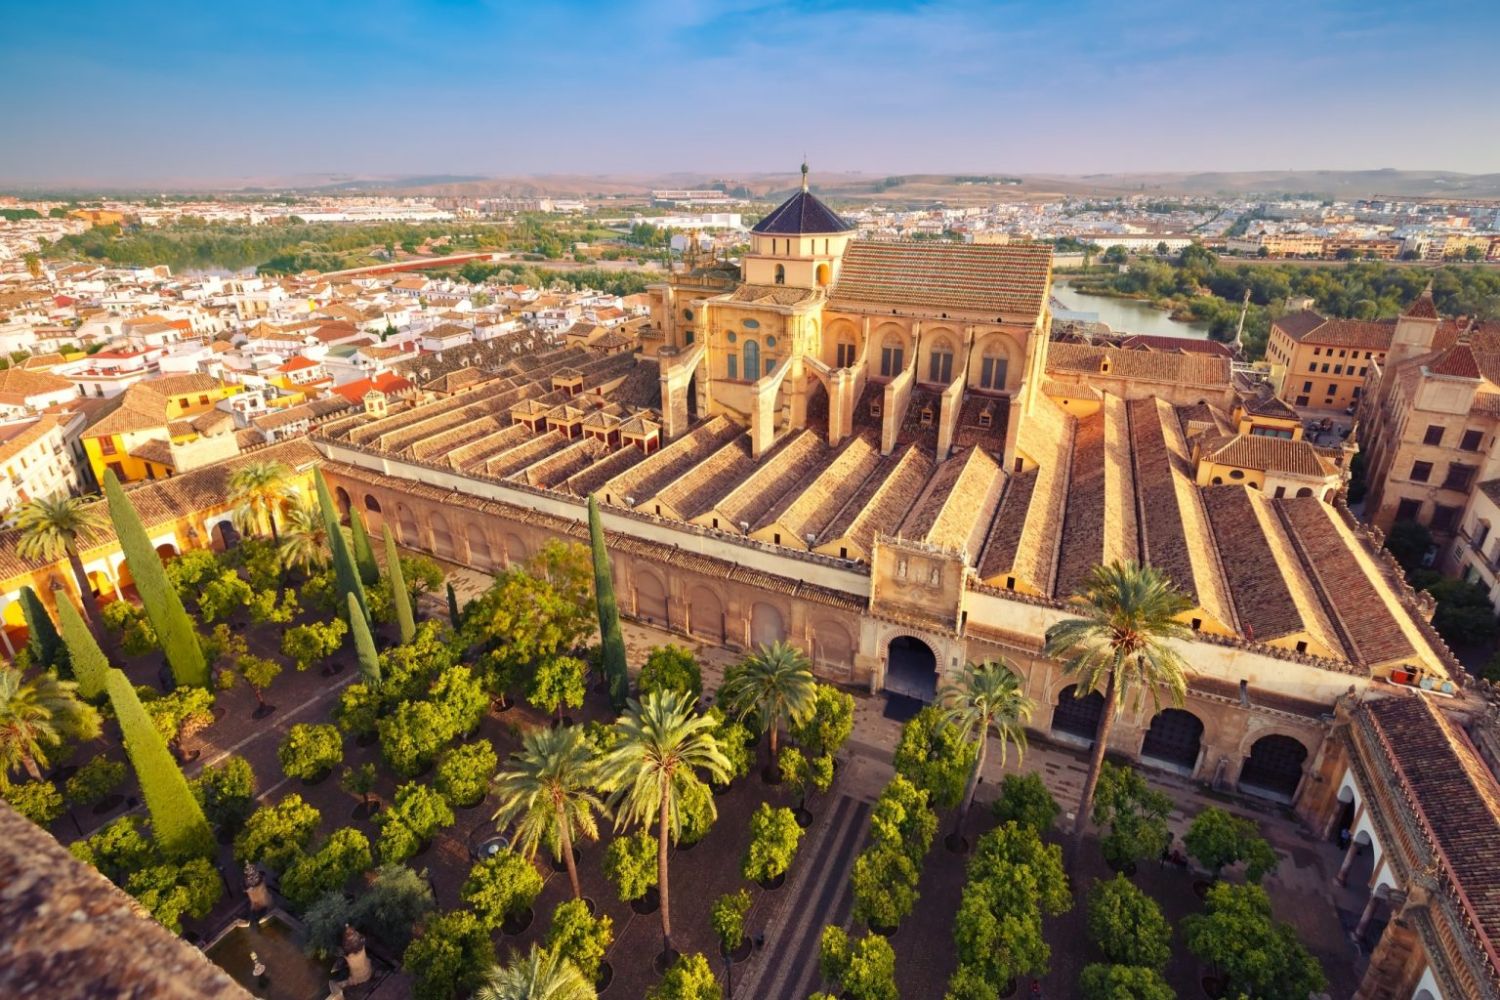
(2, 0), (1497, 184)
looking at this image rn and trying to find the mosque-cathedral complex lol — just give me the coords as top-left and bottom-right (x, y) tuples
(4, 176), (1500, 998)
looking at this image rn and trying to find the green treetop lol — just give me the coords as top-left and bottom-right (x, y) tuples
(384, 524), (416, 644)
(18, 586), (66, 676)
(588, 495), (628, 710)
(56, 595), (108, 700)
(104, 668), (212, 859)
(103, 471), (207, 688)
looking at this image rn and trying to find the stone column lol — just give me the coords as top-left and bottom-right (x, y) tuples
(1336, 803), (1367, 886)
(1354, 891), (1382, 940)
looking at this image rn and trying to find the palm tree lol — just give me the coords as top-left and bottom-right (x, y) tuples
(492, 725), (607, 900)
(475, 945), (595, 1000)
(596, 690), (729, 962)
(0, 667), (100, 790)
(278, 492), (329, 573)
(939, 659), (1034, 845)
(14, 493), (108, 625)
(718, 640), (817, 776)
(227, 460), (292, 543)
(1043, 561), (1192, 853)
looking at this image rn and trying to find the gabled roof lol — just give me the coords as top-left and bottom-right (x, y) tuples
(1271, 310), (1394, 351)
(750, 190), (852, 235)
(831, 240), (1052, 317)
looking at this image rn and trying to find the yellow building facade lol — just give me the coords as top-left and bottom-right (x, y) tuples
(82, 375), (244, 484)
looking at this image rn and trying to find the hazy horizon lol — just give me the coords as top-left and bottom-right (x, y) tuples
(3, 0), (1498, 186)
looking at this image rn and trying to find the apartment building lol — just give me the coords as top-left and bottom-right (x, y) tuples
(0, 412), (87, 524)
(1266, 310), (1391, 410)
(1358, 290), (1500, 544)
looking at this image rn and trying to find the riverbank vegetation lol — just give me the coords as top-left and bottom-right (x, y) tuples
(1069, 246), (1500, 360)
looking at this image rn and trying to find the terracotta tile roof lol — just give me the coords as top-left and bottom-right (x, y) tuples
(1362, 696), (1500, 972)
(1276, 497), (1416, 667)
(602, 416), (742, 506)
(1273, 310), (1395, 351)
(1402, 289), (1439, 320)
(0, 414), (61, 466)
(755, 430), (884, 541)
(830, 240), (1052, 317)
(897, 445), (1005, 556)
(817, 444), (934, 554)
(713, 429), (829, 531)
(655, 437), (757, 521)
(726, 284), (819, 306)
(1046, 342), (1230, 387)
(1117, 334), (1236, 357)
(1199, 433), (1338, 479)
(0, 367), (74, 399)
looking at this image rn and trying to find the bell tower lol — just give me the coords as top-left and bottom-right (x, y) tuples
(741, 163), (855, 290)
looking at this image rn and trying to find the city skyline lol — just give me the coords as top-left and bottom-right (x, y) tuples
(3, 0), (1498, 185)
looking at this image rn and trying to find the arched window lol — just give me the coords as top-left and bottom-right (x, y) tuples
(979, 342), (1009, 390)
(742, 339), (760, 380)
(880, 334), (904, 377)
(927, 339), (955, 383)
(816, 262), (831, 286)
(774, 264), (785, 285)
(1296, 487), (1313, 498)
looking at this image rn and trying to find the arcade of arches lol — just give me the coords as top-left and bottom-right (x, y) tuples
(323, 463), (1333, 819)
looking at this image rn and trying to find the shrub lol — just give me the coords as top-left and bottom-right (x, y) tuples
(354, 864), (434, 953)
(277, 723), (344, 781)
(461, 850), (544, 928)
(992, 772), (1060, 837)
(1078, 964), (1175, 1000)
(191, 755), (257, 834)
(1184, 883), (1326, 1000)
(742, 803), (803, 883)
(1092, 763), (1171, 872)
(892, 706), (975, 810)
(198, 570), (253, 624)
(638, 644), (703, 699)
(125, 857), (222, 933)
(1184, 806), (1278, 882)
(711, 889), (752, 953)
(235, 794), (321, 871)
(646, 952), (722, 1000)
(378, 700), (450, 776)
(676, 776), (716, 846)
(65, 758), (127, 808)
(3, 780), (63, 826)
(526, 653), (588, 719)
(281, 827), (374, 911)
(790, 683), (855, 760)
(303, 890), (358, 959)
(603, 830), (658, 902)
(707, 707), (753, 783)
(377, 782), (454, 863)
(143, 685), (215, 749)
(335, 682), (381, 736)
(435, 739), (497, 808)
(1086, 875), (1172, 969)
(101, 599), (158, 656)
(430, 664), (489, 736)
(69, 816), (154, 884)
(545, 897), (614, 983)
(819, 926), (897, 1000)
(281, 619), (348, 672)
(403, 909), (495, 1000)
(851, 843), (919, 930)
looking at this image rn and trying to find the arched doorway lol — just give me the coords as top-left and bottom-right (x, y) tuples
(1140, 708), (1204, 774)
(210, 520), (240, 553)
(1240, 734), (1308, 801)
(1052, 684), (1105, 744)
(334, 487), (352, 523)
(88, 569), (115, 604)
(689, 587), (724, 642)
(154, 542), (178, 563)
(884, 636), (937, 701)
(1, 598), (29, 656)
(397, 505), (419, 547)
(466, 524), (493, 571)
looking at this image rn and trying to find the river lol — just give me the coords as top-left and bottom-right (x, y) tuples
(1051, 279), (1210, 340)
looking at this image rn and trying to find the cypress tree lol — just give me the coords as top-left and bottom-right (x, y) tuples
(103, 471), (207, 688)
(19, 585), (67, 676)
(349, 592), (381, 685)
(588, 495), (628, 710)
(350, 509), (380, 586)
(447, 582), (461, 628)
(384, 525), (416, 645)
(56, 596), (108, 701)
(105, 668), (213, 859)
(315, 470), (368, 626)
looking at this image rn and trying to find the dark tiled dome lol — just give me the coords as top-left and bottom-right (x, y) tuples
(751, 189), (852, 235)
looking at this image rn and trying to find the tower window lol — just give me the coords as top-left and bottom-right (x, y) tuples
(774, 264), (785, 285)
